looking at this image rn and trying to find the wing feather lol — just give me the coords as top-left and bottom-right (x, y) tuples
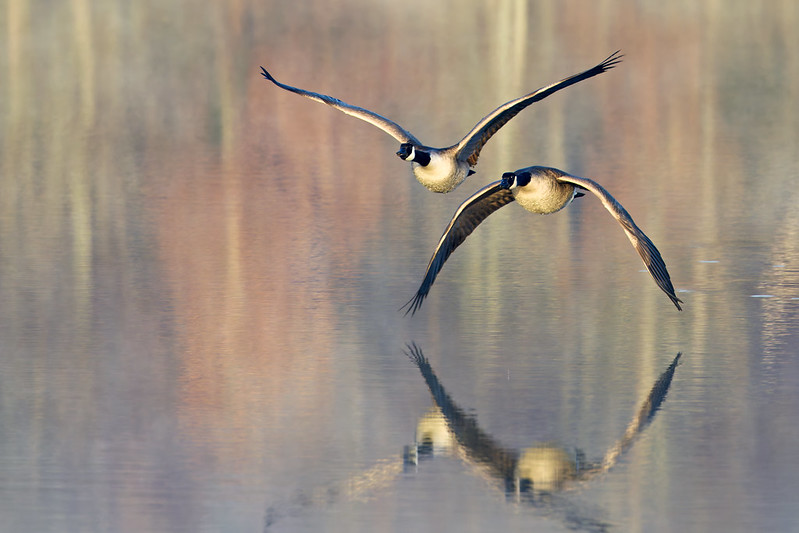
(559, 174), (683, 310)
(455, 51), (622, 166)
(402, 182), (515, 316)
(261, 66), (420, 145)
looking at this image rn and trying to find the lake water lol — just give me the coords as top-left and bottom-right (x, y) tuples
(2, 1), (799, 532)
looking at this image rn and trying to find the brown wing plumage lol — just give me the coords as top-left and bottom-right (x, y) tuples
(402, 182), (515, 316)
(260, 66), (421, 145)
(455, 51), (622, 167)
(558, 174), (683, 310)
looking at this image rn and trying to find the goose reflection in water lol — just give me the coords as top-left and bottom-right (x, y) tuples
(404, 343), (681, 531)
(264, 345), (680, 532)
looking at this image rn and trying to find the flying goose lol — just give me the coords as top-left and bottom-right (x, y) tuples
(402, 166), (683, 315)
(260, 51), (622, 193)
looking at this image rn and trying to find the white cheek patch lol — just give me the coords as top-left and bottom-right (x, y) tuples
(406, 146), (416, 161)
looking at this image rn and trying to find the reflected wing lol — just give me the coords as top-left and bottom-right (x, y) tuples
(261, 67), (420, 144)
(404, 343), (518, 481)
(402, 182), (515, 316)
(265, 458), (403, 529)
(596, 352), (682, 475)
(558, 174), (683, 310)
(454, 51), (622, 166)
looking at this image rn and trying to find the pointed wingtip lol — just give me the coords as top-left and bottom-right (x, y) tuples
(399, 295), (415, 317)
(260, 66), (274, 82)
(403, 342), (427, 367)
(399, 293), (424, 317)
(602, 51), (623, 71)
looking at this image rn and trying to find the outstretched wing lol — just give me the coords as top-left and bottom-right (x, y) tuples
(558, 174), (683, 310)
(261, 66), (420, 145)
(402, 181), (515, 316)
(454, 51), (622, 166)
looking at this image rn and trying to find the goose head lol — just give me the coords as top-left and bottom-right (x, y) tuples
(396, 143), (416, 161)
(500, 171), (532, 189)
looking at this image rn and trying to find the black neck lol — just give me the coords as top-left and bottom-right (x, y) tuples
(414, 149), (431, 167)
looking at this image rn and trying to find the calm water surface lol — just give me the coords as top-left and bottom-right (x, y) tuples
(2, 1), (799, 532)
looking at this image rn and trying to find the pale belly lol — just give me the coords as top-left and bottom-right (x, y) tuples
(412, 154), (470, 193)
(513, 181), (576, 214)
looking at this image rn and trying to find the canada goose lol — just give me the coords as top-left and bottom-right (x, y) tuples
(402, 166), (683, 315)
(404, 342), (682, 497)
(260, 51), (621, 193)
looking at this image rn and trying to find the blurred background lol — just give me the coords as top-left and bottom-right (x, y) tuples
(1, 1), (798, 531)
